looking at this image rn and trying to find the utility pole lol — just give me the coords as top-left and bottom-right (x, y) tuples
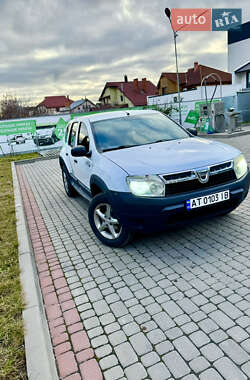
(165, 8), (182, 125)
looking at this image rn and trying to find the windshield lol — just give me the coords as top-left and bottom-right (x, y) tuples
(91, 113), (190, 152)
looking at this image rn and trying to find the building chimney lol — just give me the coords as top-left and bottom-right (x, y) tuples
(194, 62), (199, 71)
(142, 78), (147, 92)
(133, 78), (139, 91)
(124, 75), (128, 82)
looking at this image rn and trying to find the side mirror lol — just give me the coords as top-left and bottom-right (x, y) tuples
(186, 128), (198, 136)
(71, 146), (88, 157)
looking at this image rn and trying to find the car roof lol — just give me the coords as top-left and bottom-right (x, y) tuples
(75, 109), (159, 123)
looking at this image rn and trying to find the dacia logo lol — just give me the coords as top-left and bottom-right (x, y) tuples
(196, 168), (210, 184)
(212, 8), (242, 31)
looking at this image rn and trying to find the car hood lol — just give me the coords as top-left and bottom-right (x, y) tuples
(103, 138), (241, 175)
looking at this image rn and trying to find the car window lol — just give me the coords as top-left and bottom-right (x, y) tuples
(69, 122), (78, 147)
(78, 122), (90, 151)
(91, 112), (190, 152)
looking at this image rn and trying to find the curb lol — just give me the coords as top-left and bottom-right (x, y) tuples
(12, 162), (59, 380)
(200, 130), (250, 138)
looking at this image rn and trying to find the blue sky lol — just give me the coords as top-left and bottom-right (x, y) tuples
(0, 0), (249, 104)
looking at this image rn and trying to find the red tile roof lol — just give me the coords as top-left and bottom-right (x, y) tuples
(99, 79), (158, 106)
(158, 72), (187, 87)
(187, 64), (232, 87)
(159, 62), (232, 89)
(38, 96), (74, 109)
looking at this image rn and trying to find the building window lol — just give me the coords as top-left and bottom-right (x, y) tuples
(120, 95), (124, 102)
(247, 72), (250, 88)
(162, 87), (168, 95)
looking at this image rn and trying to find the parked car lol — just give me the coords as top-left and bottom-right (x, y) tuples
(59, 110), (249, 247)
(33, 133), (54, 146)
(8, 134), (26, 144)
(15, 135), (26, 144)
(51, 128), (60, 143)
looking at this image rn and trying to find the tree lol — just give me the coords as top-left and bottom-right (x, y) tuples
(0, 94), (30, 120)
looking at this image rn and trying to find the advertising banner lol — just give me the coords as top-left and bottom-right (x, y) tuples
(0, 119), (36, 135)
(184, 110), (199, 125)
(55, 117), (68, 140)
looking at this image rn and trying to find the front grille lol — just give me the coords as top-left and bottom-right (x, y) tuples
(210, 161), (232, 173)
(163, 171), (194, 182)
(163, 165), (236, 195)
(165, 169), (236, 195)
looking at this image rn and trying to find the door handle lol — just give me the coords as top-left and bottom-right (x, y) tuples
(74, 159), (78, 163)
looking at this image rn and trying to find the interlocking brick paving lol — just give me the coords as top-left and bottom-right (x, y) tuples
(17, 166), (102, 380)
(17, 135), (250, 380)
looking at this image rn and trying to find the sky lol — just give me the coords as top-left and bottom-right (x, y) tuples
(0, 0), (249, 105)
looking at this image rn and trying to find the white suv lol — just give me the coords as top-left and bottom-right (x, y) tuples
(59, 110), (249, 247)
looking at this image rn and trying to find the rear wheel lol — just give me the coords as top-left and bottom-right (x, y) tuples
(88, 193), (132, 247)
(62, 166), (77, 197)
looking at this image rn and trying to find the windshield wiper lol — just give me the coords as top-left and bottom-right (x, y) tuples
(102, 144), (138, 152)
(151, 139), (172, 144)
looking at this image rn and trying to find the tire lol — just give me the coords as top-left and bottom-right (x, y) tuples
(88, 193), (132, 247)
(62, 166), (77, 197)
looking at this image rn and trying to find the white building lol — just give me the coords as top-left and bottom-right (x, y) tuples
(70, 98), (95, 113)
(228, 21), (250, 90)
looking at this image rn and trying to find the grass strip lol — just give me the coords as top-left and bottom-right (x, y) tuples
(0, 153), (38, 380)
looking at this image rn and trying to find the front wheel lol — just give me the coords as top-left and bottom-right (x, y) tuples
(88, 193), (132, 247)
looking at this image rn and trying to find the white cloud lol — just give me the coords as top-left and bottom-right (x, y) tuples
(0, 0), (249, 104)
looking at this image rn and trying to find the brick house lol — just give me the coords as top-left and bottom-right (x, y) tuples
(37, 96), (74, 114)
(99, 76), (158, 107)
(158, 62), (232, 95)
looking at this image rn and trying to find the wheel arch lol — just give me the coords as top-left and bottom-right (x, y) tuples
(90, 175), (109, 197)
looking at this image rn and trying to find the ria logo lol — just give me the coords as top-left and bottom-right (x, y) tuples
(171, 8), (242, 31)
(212, 9), (242, 31)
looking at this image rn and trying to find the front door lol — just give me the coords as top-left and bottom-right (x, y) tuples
(72, 122), (92, 190)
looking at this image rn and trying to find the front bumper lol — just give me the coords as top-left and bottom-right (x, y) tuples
(110, 172), (250, 232)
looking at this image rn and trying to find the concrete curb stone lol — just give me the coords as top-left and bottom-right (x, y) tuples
(12, 161), (59, 380)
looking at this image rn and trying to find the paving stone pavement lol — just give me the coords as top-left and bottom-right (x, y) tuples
(19, 135), (250, 380)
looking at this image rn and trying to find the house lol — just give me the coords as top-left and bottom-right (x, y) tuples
(228, 21), (250, 90)
(99, 76), (158, 107)
(70, 98), (96, 114)
(158, 62), (232, 95)
(157, 72), (187, 95)
(37, 96), (74, 114)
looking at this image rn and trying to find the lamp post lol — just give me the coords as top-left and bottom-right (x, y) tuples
(165, 8), (182, 125)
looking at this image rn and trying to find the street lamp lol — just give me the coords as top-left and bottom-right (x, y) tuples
(165, 8), (182, 125)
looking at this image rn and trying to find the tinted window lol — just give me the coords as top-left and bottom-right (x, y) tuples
(69, 123), (78, 147)
(78, 122), (89, 151)
(91, 113), (189, 152)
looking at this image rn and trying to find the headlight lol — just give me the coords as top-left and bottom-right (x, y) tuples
(234, 154), (248, 179)
(126, 175), (165, 197)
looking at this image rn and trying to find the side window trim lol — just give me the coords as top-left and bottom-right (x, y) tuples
(65, 122), (72, 144)
(68, 122), (79, 147)
(77, 121), (89, 145)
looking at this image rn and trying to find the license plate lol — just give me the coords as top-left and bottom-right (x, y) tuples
(187, 190), (230, 210)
